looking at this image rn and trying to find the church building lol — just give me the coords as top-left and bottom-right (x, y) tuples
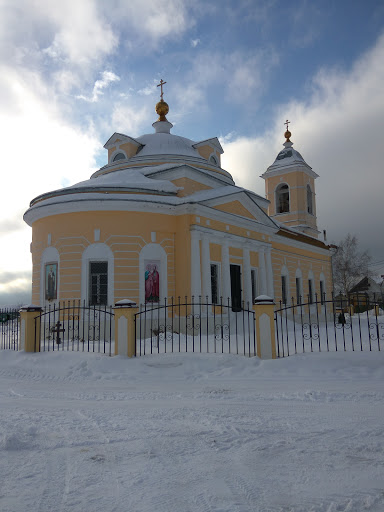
(24, 86), (333, 310)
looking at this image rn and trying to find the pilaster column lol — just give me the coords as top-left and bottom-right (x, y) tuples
(259, 247), (268, 295)
(242, 246), (252, 307)
(201, 234), (212, 302)
(190, 230), (202, 299)
(266, 246), (274, 298)
(221, 238), (231, 302)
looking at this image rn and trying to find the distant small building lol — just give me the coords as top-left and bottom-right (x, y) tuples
(349, 277), (384, 305)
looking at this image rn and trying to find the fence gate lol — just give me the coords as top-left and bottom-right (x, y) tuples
(275, 294), (383, 358)
(135, 297), (256, 357)
(35, 301), (114, 355)
(0, 308), (20, 350)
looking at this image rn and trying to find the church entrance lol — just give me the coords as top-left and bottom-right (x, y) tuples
(230, 264), (242, 312)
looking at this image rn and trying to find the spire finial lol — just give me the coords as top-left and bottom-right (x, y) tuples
(284, 119), (292, 142)
(155, 78), (169, 121)
(157, 79), (167, 101)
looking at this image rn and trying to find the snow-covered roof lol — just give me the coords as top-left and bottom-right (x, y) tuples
(134, 132), (205, 159)
(29, 168), (180, 207)
(262, 141), (318, 178)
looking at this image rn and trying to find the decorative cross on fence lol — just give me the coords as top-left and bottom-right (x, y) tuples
(51, 321), (65, 345)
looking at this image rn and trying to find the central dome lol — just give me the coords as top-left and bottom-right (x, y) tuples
(135, 132), (205, 159)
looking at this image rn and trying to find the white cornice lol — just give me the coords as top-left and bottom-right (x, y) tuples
(190, 225), (272, 250)
(261, 164), (319, 180)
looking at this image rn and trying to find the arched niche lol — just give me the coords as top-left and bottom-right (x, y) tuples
(40, 246), (60, 305)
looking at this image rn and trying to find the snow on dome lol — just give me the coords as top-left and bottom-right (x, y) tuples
(135, 132), (204, 159)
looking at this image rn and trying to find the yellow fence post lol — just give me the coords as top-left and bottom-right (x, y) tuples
(113, 299), (139, 357)
(253, 296), (276, 359)
(19, 306), (43, 352)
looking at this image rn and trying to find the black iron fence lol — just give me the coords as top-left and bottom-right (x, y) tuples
(35, 301), (114, 355)
(0, 308), (20, 350)
(135, 297), (256, 357)
(275, 293), (383, 357)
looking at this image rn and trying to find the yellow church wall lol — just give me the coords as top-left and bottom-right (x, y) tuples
(175, 215), (192, 298)
(195, 144), (214, 160)
(271, 239), (333, 303)
(210, 244), (222, 262)
(107, 146), (117, 160)
(194, 215), (267, 244)
(31, 211), (181, 304)
(119, 142), (140, 159)
(265, 172), (315, 217)
(250, 251), (259, 268)
(171, 177), (212, 197)
(213, 201), (256, 220)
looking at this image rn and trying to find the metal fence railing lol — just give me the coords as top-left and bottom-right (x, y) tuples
(135, 296), (256, 357)
(275, 293), (383, 357)
(0, 308), (20, 350)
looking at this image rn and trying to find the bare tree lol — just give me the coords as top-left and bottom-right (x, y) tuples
(332, 234), (371, 295)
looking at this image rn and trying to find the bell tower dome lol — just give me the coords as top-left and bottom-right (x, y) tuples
(261, 121), (320, 238)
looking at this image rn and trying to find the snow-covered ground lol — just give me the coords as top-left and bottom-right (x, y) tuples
(1, 349), (384, 512)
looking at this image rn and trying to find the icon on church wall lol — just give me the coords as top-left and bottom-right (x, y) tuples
(145, 260), (160, 303)
(45, 263), (57, 301)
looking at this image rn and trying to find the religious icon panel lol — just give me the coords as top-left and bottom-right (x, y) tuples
(144, 260), (160, 303)
(45, 263), (57, 301)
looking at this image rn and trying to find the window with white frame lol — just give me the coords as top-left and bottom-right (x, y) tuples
(210, 263), (220, 304)
(89, 262), (108, 305)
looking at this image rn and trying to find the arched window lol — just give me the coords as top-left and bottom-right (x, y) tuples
(307, 184), (313, 215)
(112, 152), (126, 162)
(209, 154), (218, 165)
(276, 184), (290, 214)
(319, 272), (326, 305)
(295, 268), (303, 304)
(281, 265), (289, 304)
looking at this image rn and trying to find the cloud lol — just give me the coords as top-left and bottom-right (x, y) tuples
(111, 102), (152, 136)
(191, 38), (200, 48)
(172, 48), (279, 115)
(77, 71), (120, 102)
(0, 270), (31, 307)
(221, 32), (384, 260)
(0, 216), (26, 235)
(0, 64), (101, 292)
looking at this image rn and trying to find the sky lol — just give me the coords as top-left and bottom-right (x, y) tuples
(1, 0), (384, 305)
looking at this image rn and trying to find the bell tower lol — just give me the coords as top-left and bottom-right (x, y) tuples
(261, 121), (320, 238)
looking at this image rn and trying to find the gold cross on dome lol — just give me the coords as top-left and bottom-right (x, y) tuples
(157, 79), (167, 100)
(284, 119), (290, 130)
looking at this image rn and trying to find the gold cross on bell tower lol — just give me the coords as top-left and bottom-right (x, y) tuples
(284, 119), (290, 130)
(157, 79), (167, 101)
